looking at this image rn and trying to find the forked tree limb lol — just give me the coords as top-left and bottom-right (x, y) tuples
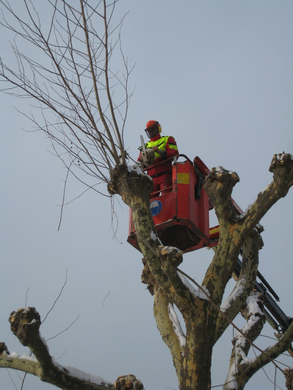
(235, 321), (293, 389)
(224, 291), (266, 390)
(203, 153), (293, 306)
(239, 153), (293, 241)
(214, 229), (261, 342)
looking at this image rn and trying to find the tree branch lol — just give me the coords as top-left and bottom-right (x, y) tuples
(203, 154), (293, 308)
(0, 0), (132, 192)
(237, 153), (293, 240)
(224, 291), (266, 390)
(157, 246), (200, 312)
(214, 229), (261, 341)
(234, 318), (293, 389)
(285, 367), (293, 390)
(5, 307), (113, 390)
(153, 285), (184, 380)
(203, 168), (243, 307)
(204, 166), (240, 223)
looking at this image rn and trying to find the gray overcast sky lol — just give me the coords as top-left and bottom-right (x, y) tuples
(1, 1), (292, 389)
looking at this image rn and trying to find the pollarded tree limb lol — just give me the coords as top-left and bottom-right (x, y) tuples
(269, 153), (293, 196)
(157, 246), (199, 312)
(0, 350), (42, 378)
(6, 307), (113, 390)
(142, 257), (187, 385)
(0, 343), (9, 354)
(153, 284), (185, 381)
(238, 153), (293, 241)
(214, 229), (261, 342)
(114, 374), (144, 390)
(223, 291), (266, 390)
(204, 167), (240, 223)
(285, 367), (293, 390)
(141, 257), (157, 296)
(109, 165), (169, 289)
(203, 153), (293, 307)
(235, 320), (293, 389)
(203, 168), (243, 307)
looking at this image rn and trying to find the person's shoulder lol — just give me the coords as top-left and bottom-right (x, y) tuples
(166, 135), (177, 142)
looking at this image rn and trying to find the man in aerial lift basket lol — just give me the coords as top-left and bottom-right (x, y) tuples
(138, 120), (179, 197)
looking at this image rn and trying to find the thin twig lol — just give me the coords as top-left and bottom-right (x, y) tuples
(57, 159), (74, 231)
(103, 291), (110, 307)
(42, 269), (68, 324)
(24, 287), (30, 307)
(46, 315), (80, 342)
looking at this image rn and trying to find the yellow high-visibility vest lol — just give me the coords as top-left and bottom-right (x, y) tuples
(146, 136), (178, 159)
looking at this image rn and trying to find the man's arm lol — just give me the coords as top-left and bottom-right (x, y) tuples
(165, 136), (179, 159)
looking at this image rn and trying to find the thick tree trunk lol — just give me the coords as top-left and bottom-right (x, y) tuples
(180, 317), (213, 390)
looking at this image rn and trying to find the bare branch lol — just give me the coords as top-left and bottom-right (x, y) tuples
(0, 0), (133, 194)
(153, 285), (184, 381)
(42, 269), (68, 324)
(2, 307), (113, 390)
(224, 291), (267, 390)
(235, 321), (293, 389)
(214, 229), (261, 341)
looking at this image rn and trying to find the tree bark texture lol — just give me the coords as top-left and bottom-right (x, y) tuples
(223, 291), (266, 390)
(285, 368), (293, 390)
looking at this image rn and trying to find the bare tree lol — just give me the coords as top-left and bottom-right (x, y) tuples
(0, 1), (292, 390)
(0, 0), (133, 191)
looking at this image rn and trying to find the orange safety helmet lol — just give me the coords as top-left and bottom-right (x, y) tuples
(145, 120), (162, 138)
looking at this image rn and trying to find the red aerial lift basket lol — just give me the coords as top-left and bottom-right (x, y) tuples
(127, 155), (215, 253)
